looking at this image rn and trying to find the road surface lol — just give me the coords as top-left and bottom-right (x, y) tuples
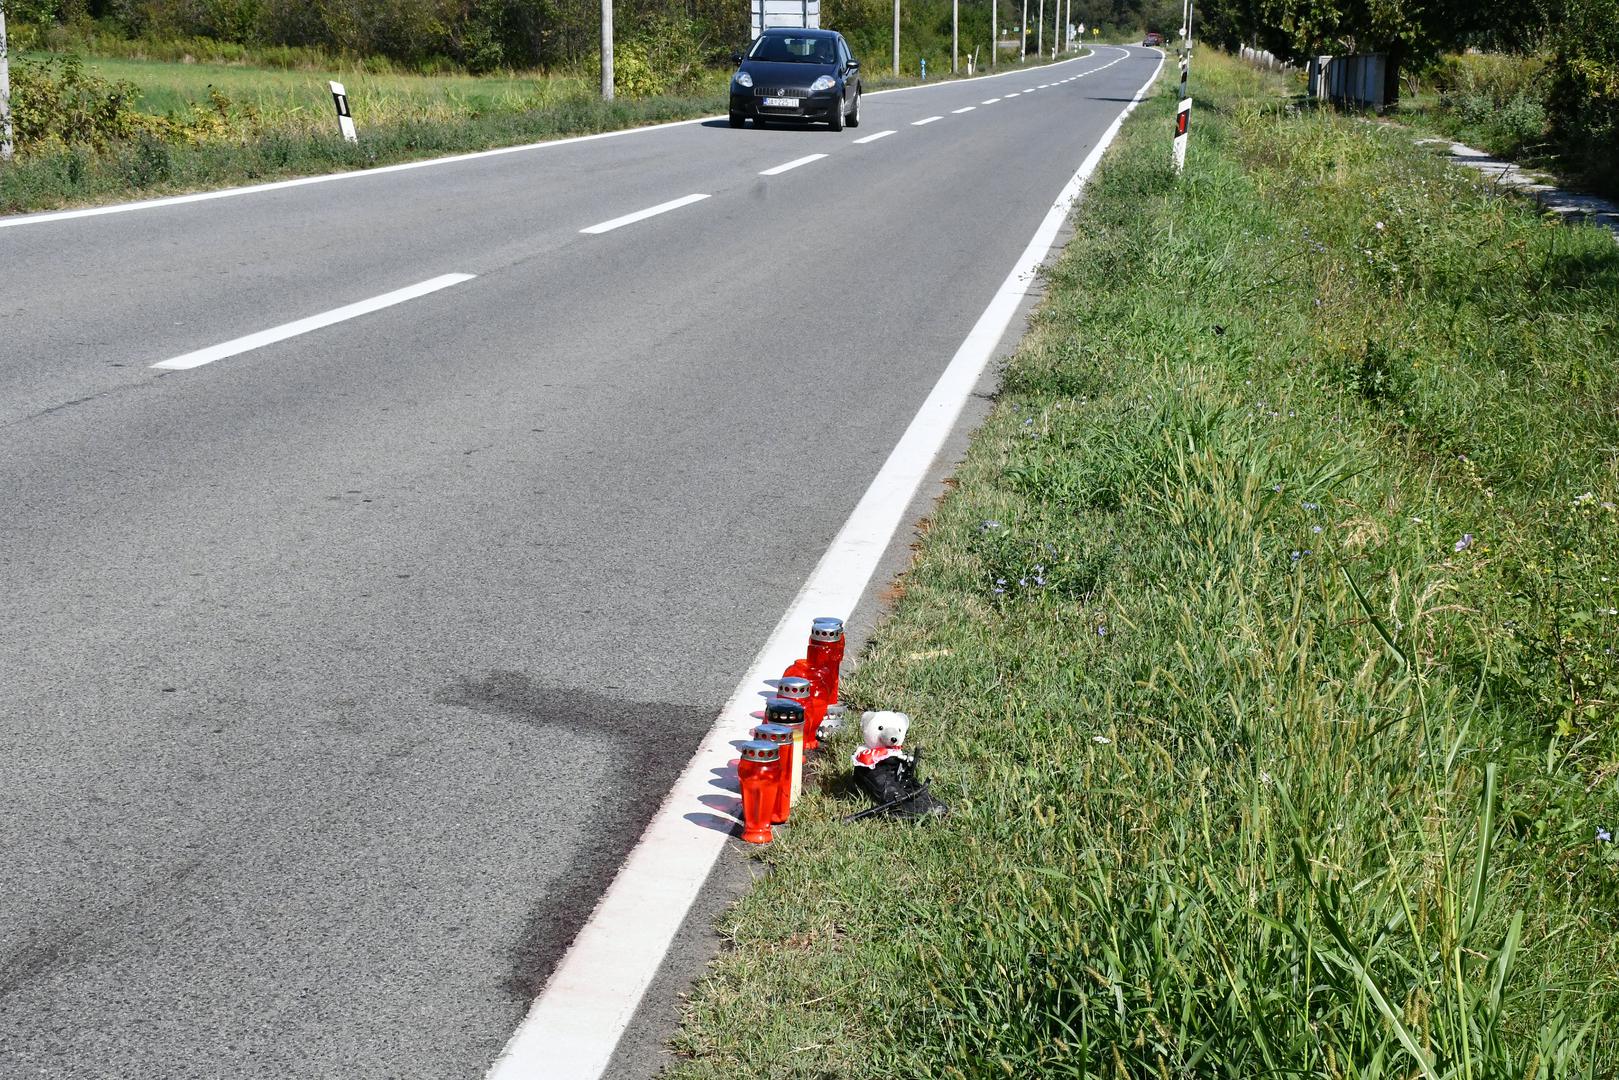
(0, 45), (1160, 1078)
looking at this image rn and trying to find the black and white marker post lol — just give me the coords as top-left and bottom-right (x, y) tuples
(328, 81), (357, 143)
(1173, 0), (1192, 173)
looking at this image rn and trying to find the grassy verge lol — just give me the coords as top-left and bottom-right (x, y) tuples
(667, 49), (1619, 1078)
(0, 48), (1085, 216)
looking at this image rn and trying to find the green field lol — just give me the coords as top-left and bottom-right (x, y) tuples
(25, 52), (724, 132)
(666, 50), (1619, 1079)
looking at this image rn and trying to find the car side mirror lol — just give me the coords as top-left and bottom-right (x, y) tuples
(847, 59), (860, 70)
(731, 52), (743, 64)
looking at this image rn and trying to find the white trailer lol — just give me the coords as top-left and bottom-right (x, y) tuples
(751, 0), (821, 37)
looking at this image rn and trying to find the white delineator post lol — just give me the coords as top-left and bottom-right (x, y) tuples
(328, 81), (357, 143)
(600, 0), (614, 101)
(1, 4), (14, 163)
(1173, 0), (1192, 173)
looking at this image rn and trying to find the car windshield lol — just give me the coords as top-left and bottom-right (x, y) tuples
(748, 34), (837, 64)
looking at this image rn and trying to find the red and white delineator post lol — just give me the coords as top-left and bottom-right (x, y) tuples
(1173, 1), (1192, 173)
(329, 81), (357, 143)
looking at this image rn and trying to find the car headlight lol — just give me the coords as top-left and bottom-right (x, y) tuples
(734, 71), (754, 88)
(810, 75), (837, 92)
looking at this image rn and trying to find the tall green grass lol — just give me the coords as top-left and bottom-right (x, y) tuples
(667, 50), (1619, 1079)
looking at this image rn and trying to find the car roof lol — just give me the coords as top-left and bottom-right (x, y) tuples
(759, 27), (839, 37)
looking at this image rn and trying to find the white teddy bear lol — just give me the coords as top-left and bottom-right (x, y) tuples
(853, 710), (911, 769)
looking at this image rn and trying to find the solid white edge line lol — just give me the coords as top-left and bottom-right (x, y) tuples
(149, 273), (475, 371)
(0, 50), (1130, 231)
(579, 193), (710, 235)
(912, 115), (943, 125)
(758, 153), (828, 176)
(482, 43), (1164, 1080)
(852, 129), (897, 144)
(952, 106), (977, 114)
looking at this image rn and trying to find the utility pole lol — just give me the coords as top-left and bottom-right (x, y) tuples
(990, 0), (996, 70)
(1064, 0), (1070, 52)
(1036, 0), (1042, 58)
(952, 0), (958, 74)
(600, 0), (614, 101)
(1, 2), (13, 162)
(1019, 0), (1027, 61)
(893, 0), (900, 76)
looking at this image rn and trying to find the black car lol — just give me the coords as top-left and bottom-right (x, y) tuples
(729, 28), (862, 130)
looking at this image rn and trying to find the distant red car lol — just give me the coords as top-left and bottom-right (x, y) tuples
(1143, 32), (1164, 46)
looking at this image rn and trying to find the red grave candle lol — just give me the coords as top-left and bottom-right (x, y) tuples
(751, 722), (794, 824)
(807, 617), (845, 703)
(738, 740), (782, 845)
(777, 675), (823, 751)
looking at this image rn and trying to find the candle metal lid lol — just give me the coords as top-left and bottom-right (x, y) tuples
(752, 723), (792, 743)
(810, 617), (845, 642)
(778, 677), (813, 700)
(739, 739), (780, 763)
(764, 698), (805, 726)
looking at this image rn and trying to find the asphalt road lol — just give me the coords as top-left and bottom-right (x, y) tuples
(0, 46), (1160, 1078)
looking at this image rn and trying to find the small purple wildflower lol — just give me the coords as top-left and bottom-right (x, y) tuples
(1033, 575), (1046, 586)
(1312, 525), (1323, 534)
(1301, 501), (1319, 511)
(1455, 533), (1474, 552)
(1598, 827), (1613, 843)
(1097, 625), (1108, 637)
(981, 520), (1002, 532)
(1291, 550), (1302, 562)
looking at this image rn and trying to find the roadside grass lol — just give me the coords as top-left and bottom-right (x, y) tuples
(667, 49), (1619, 1079)
(0, 48), (1088, 216)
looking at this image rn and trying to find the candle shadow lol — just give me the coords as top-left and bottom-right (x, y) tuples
(708, 765), (740, 794)
(698, 793), (743, 820)
(684, 812), (742, 837)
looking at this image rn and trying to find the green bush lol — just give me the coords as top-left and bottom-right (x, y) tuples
(8, 54), (147, 152)
(1432, 52), (1551, 158)
(1546, 0), (1619, 194)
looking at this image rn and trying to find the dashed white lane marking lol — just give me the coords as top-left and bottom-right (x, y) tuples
(912, 115), (943, 125)
(853, 129), (896, 144)
(759, 153), (828, 176)
(580, 193), (710, 234)
(982, 97), (1002, 104)
(1039, 83), (1051, 87)
(481, 43), (1158, 1080)
(149, 273), (475, 371)
(952, 106), (976, 114)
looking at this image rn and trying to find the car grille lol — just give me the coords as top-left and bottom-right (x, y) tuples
(755, 86), (814, 98)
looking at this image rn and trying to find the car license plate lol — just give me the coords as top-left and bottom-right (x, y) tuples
(762, 97), (800, 108)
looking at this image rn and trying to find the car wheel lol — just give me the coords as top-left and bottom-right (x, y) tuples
(847, 90), (861, 128)
(828, 95), (845, 131)
(729, 112), (745, 128)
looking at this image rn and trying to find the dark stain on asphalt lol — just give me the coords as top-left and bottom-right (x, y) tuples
(434, 670), (719, 1002)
